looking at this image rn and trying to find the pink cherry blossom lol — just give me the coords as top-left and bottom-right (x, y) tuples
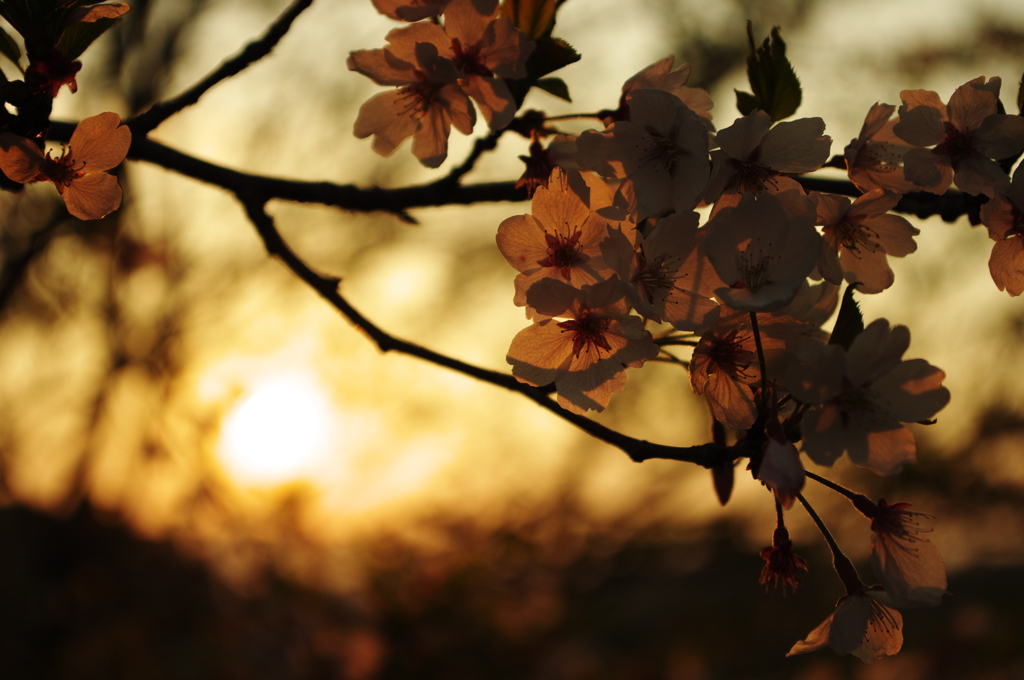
(756, 419), (805, 509)
(0, 112), (131, 220)
(812, 189), (919, 294)
(506, 278), (659, 414)
(704, 190), (821, 312)
(783, 319), (950, 475)
(853, 498), (947, 608)
(894, 77), (1024, 197)
(497, 168), (614, 314)
(689, 309), (814, 430)
(608, 56), (714, 127)
(600, 211), (721, 330)
(381, 0), (533, 130)
(576, 88), (711, 219)
(844, 103), (917, 195)
(348, 42), (475, 167)
(980, 163), (1024, 295)
(788, 590), (903, 662)
(705, 111), (831, 209)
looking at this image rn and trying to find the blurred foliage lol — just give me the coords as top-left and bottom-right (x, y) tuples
(2, 500), (1023, 679)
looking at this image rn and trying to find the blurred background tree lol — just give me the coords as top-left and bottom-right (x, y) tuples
(1, 0), (1023, 677)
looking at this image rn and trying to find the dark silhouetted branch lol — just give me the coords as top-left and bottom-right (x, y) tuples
(129, 0), (316, 134)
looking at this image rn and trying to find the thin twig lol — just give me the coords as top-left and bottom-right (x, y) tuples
(236, 192), (737, 468)
(45, 120), (977, 223)
(129, 0), (316, 134)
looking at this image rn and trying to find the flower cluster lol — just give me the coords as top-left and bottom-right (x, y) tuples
(486, 35), (973, 662)
(348, 3), (1024, 663)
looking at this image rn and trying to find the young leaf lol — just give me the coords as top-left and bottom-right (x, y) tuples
(507, 36), (580, 106)
(829, 284), (864, 351)
(57, 15), (120, 61)
(0, 25), (21, 68)
(735, 22), (802, 122)
(502, 0), (562, 40)
(735, 89), (758, 116)
(534, 77), (571, 101)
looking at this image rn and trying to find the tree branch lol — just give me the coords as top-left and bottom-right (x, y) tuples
(129, 0), (316, 134)
(235, 191), (736, 469)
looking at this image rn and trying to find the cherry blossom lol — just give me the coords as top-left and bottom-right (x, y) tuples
(783, 319), (950, 475)
(980, 163), (1024, 295)
(606, 56), (714, 127)
(348, 42), (475, 167)
(759, 525), (808, 595)
(844, 103), (916, 195)
(506, 278), (658, 414)
(600, 211), (721, 330)
(381, 0), (533, 129)
(0, 112), (131, 220)
(853, 497), (947, 608)
(756, 419), (805, 509)
(812, 189), (919, 294)
(497, 168), (614, 313)
(704, 190), (821, 312)
(704, 111), (831, 209)
(689, 309), (813, 430)
(893, 77), (1024, 197)
(577, 88), (711, 219)
(788, 589), (903, 662)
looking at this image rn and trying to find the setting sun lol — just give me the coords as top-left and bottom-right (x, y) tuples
(217, 373), (336, 486)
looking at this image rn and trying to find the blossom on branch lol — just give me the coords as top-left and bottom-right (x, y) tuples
(788, 589), (903, 662)
(600, 210), (721, 330)
(381, 0), (533, 130)
(844, 103), (916, 194)
(855, 497), (947, 608)
(704, 190), (821, 312)
(704, 111), (831, 209)
(348, 42), (475, 167)
(894, 77), (1024, 197)
(756, 419), (805, 509)
(497, 168), (614, 313)
(577, 88), (711, 219)
(783, 319), (950, 475)
(0, 112), (131, 220)
(981, 163), (1024, 295)
(506, 278), (658, 414)
(607, 56), (714, 127)
(812, 189), (919, 294)
(689, 309), (813, 430)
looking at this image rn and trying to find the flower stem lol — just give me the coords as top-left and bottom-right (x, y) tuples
(545, 113), (605, 122)
(797, 493), (864, 595)
(804, 470), (857, 499)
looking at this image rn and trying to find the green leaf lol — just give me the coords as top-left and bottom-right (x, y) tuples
(501, 0), (561, 40)
(534, 77), (571, 101)
(741, 22), (802, 122)
(829, 284), (864, 351)
(57, 15), (120, 61)
(507, 35), (579, 106)
(735, 89), (758, 116)
(0, 25), (21, 67)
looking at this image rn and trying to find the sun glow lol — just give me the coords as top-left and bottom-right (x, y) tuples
(218, 373), (336, 486)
